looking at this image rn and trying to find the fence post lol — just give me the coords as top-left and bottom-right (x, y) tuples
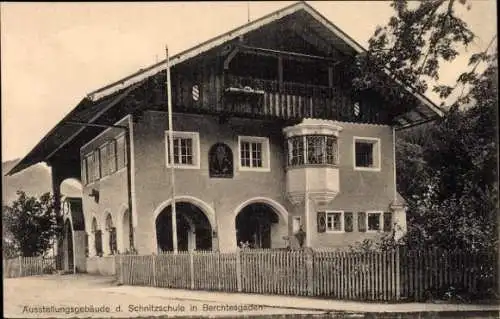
(19, 256), (23, 277)
(116, 255), (122, 284)
(236, 250), (242, 292)
(306, 248), (314, 296)
(190, 252), (195, 290)
(395, 247), (401, 301)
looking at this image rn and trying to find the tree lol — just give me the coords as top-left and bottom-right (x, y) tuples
(403, 54), (498, 252)
(351, 0), (494, 106)
(2, 191), (62, 257)
(351, 0), (498, 252)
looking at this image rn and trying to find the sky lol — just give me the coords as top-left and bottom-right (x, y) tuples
(1, 1), (497, 162)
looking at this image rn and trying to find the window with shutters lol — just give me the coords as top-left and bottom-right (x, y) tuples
(165, 131), (200, 169)
(325, 211), (343, 233)
(353, 137), (381, 171)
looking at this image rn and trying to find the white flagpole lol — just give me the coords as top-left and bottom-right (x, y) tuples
(166, 45), (178, 254)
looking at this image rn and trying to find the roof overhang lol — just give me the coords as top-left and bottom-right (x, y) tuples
(7, 1), (443, 176)
(6, 83), (139, 176)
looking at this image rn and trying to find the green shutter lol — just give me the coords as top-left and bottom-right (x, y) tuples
(383, 212), (393, 232)
(358, 212), (366, 232)
(344, 212), (353, 232)
(317, 211), (326, 233)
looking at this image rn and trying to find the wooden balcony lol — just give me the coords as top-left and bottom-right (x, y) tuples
(224, 75), (356, 121)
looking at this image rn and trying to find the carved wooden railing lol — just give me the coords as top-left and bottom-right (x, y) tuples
(224, 75), (355, 121)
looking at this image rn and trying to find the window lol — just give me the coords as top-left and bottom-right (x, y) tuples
(165, 131), (200, 169)
(326, 211), (343, 232)
(367, 212), (382, 232)
(288, 136), (304, 166)
(353, 137), (380, 171)
(238, 136), (270, 171)
(287, 135), (338, 167)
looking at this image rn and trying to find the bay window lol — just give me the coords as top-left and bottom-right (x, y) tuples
(287, 135), (338, 167)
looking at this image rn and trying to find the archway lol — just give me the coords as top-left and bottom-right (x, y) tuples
(62, 220), (74, 272)
(156, 202), (213, 252)
(60, 178), (83, 198)
(235, 203), (281, 249)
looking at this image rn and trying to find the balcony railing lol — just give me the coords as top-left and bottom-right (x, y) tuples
(224, 75), (355, 121)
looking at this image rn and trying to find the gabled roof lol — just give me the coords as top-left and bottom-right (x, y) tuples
(7, 1), (443, 176)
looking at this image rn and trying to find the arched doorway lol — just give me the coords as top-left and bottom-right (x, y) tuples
(63, 220), (74, 272)
(235, 203), (280, 249)
(156, 202), (213, 252)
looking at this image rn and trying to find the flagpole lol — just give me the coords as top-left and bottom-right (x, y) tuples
(165, 45), (178, 254)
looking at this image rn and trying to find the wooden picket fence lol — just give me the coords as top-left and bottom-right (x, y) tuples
(3, 256), (57, 278)
(116, 248), (497, 302)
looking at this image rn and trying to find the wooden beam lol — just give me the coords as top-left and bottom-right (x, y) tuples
(237, 44), (339, 64)
(328, 66), (334, 88)
(46, 82), (141, 161)
(287, 20), (343, 59)
(395, 114), (413, 125)
(412, 106), (430, 119)
(278, 56), (283, 92)
(223, 46), (240, 70)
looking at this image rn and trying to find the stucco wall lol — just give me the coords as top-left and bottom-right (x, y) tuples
(306, 122), (398, 249)
(132, 111), (290, 253)
(80, 116), (131, 256)
(86, 256), (116, 276)
(79, 111), (402, 254)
